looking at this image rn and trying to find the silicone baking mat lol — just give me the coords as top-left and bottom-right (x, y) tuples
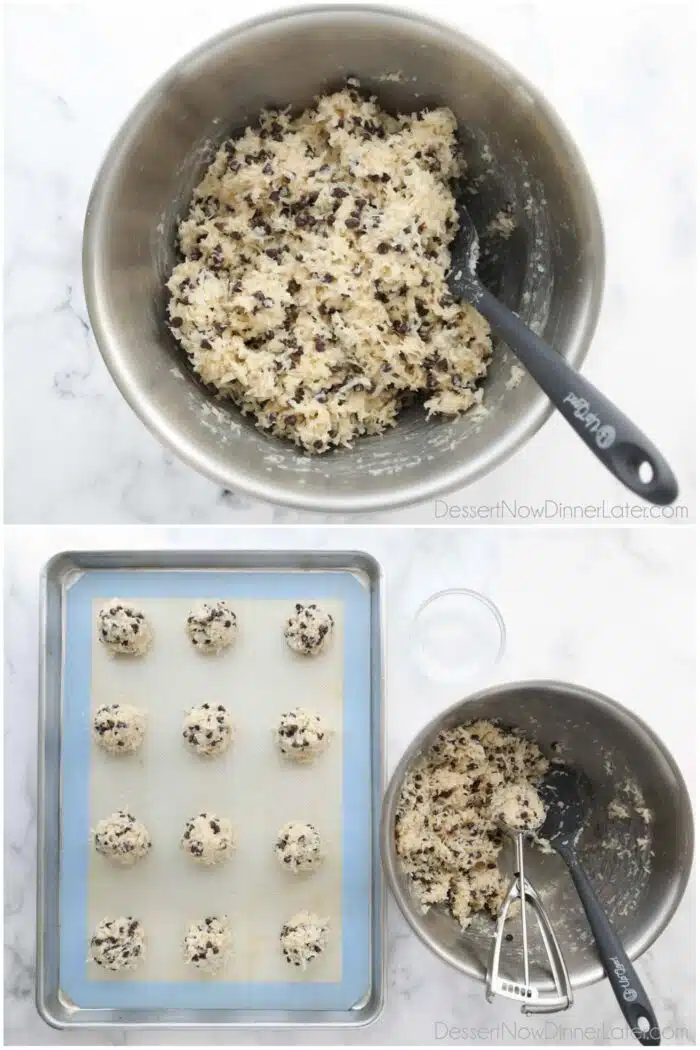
(59, 569), (372, 1011)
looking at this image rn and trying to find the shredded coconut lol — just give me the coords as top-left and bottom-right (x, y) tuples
(506, 364), (525, 390)
(395, 720), (548, 929)
(280, 912), (329, 968)
(607, 799), (630, 821)
(166, 87), (492, 453)
(486, 209), (517, 239)
(621, 779), (654, 824)
(183, 917), (232, 973)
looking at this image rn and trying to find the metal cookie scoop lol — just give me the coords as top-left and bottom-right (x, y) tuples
(448, 202), (679, 506)
(539, 766), (660, 1046)
(487, 815), (573, 1014)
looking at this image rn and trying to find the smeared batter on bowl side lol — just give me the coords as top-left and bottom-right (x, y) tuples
(395, 720), (549, 929)
(166, 87), (492, 453)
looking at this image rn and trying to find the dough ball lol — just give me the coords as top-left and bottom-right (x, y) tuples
(275, 822), (324, 875)
(183, 916), (232, 973)
(489, 781), (545, 832)
(97, 601), (152, 655)
(181, 813), (236, 865)
(284, 603), (334, 656)
(89, 917), (145, 971)
(275, 708), (330, 762)
(185, 601), (237, 653)
(92, 703), (146, 754)
(93, 810), (151, 865)
(182, 703), (234, 757)
(280, 912), (329, 969)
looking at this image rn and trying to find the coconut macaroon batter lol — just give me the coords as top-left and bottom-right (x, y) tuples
(395, 720), (549, 929)
(166, 86), (492, 453)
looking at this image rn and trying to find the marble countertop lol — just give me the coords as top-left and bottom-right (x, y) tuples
(4, 525), (695, 1044)
(3, 1), (695, 525)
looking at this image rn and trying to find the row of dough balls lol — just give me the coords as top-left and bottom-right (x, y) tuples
(89, 912), (329, 974)
(93, 704), (331, 762)
(97, 600), (335, 657)
(93, 810), (325, 873)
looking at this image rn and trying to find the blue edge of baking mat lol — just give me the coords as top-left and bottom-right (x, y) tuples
(60, 569), (372, 1011)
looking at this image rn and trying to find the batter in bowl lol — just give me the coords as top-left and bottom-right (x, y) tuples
(395, 720), (549, 929)
(167, 86), (492, 453)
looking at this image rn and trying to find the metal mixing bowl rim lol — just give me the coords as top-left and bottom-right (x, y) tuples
(380, 678), (694, 989)
(83, 4), (606, 513)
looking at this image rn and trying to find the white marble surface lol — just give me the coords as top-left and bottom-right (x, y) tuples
(3, 0), (695, 525)
(4, 525), (696, 1044)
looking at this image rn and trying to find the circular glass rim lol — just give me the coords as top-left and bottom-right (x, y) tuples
(411, 587), (507, 683)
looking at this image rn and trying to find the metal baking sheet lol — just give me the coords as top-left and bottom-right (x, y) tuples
(37, 550), (385, 1029)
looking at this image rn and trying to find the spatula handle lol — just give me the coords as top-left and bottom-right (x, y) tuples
(563, 849), (660, 1045)
(472, 285), (679, 506)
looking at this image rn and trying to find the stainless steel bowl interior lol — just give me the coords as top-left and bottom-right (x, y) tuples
(381, 681), (694, 991)
(84, 5), (604, 512)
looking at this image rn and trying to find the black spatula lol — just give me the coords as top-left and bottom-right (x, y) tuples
(448, 203), (678, 506)
(539, 766), (660, 1046)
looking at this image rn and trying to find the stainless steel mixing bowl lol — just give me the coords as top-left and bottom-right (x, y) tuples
(83, 5), (604, 512)
(381, 680), (694, 991)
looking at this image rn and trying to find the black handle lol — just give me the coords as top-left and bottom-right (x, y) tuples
(561, 848), (660, 1045)
(472, 284), (678, 506)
